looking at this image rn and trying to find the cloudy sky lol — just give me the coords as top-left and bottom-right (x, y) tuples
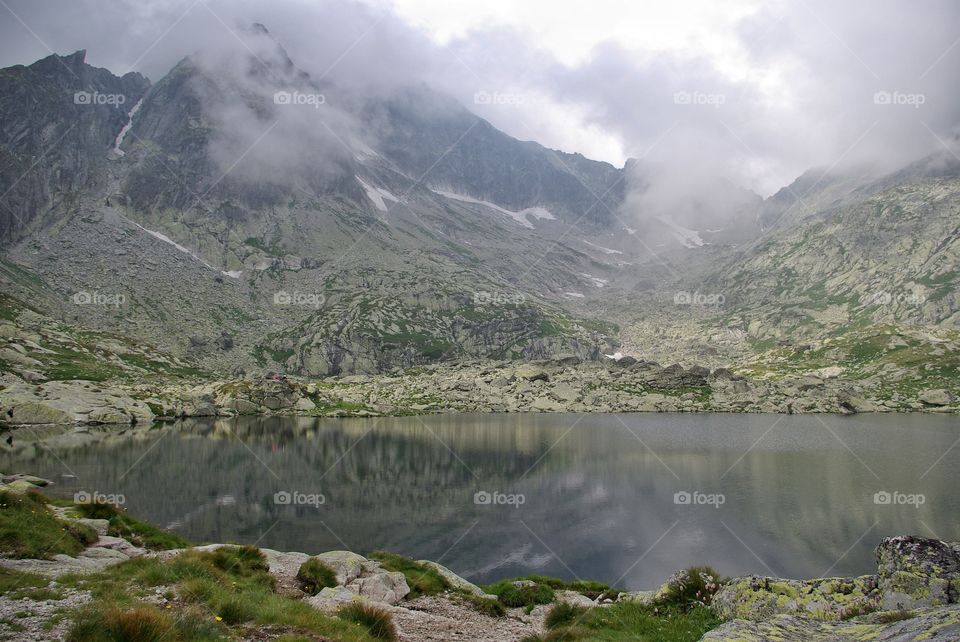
(1, 0), (958, 195)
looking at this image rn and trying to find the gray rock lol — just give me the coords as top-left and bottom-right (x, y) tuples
(876, 536), (960, 610)
(918, 389), (955, 406)
(417, 560), (487, 597)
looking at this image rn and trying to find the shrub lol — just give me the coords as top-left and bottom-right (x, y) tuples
(545, 602), (588, 629)
(337, 602), (397, 641)
(486, 580), (555, 608)
(68, 606), (175, 642)
(655, 566), (724, 610)
(297, 558), (338, 595)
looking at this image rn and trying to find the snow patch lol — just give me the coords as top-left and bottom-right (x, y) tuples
(603, 351), (625, 361)
(130, 220), (240, 279)
(433, 189), (555, 228)
(658, 217), (706, 248)
(564, 292), (585, 298)
(357, 176), (399, 213)
(578, 273), (608, 288)
(112, 98), (143, 157)
(584, 240), (623, 255)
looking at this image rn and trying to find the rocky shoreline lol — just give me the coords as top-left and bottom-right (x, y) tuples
(0, 476), (958, 641)
(1, 356), (957, 426)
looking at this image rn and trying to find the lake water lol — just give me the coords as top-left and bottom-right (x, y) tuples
(2, 413), (958, 590)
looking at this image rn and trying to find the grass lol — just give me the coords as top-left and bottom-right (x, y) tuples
(0, 566), (62, 600)
(875, 609), (915, 623)
(61, 547), (380, 642)
(546, 602), (589, 629)
(484, 579), (556, 608)
(73, 501), (191, 550)
(297, 558), (338, 595)
(368, 551), (448, 598)
(0, 491), (97, 559)
(337, 602), (397, 641)
(526, 603), (721, 642)
(520, 575), (620, 600)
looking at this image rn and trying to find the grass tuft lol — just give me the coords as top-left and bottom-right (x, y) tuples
(337, 602), (397, 641)
(297, 558), (338, 595)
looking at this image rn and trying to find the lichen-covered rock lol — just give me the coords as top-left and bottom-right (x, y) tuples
(311, 550), (367, 585)
(347, 570), (410, 605)
(876, 536), (960, 610)
(702, 605), (960, 641)
(711, 575), (880, 621)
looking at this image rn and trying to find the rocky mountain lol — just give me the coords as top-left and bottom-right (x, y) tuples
(0, 25), (956, 386)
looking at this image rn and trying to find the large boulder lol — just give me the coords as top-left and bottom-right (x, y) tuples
(918, 389), (955, 407)
(347, 570), (410, 605)
(311, 550), (367, 585)
(876, 536), (960, 610)
(711, 575), (879, 621)
(702, 605), (960, 641)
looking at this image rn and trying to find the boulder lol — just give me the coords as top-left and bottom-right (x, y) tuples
(918, 389), (955, 406)
(312, 550), (367, 585)
(514, 364), (550, 382)
(876, 536), (960, 610)
(711, 575), (879, 621)
(702, 605), (960, 641)
(306, 586), (366, 612)
(347, 570), (410, 605)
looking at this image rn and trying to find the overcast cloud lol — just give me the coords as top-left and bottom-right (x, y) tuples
(1, 0), (958, 198)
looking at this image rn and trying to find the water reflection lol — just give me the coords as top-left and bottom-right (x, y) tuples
(2, 413), (957, 589)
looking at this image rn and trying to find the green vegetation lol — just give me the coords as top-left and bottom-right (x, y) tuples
(369, 551), (448, 598)
(73, 501), (191, 550)
(484, 579), (556, 608)
(0, 491), (97, 559)
(653, 566), (724, 610)
(526, 602), (721, 642)
(297, 558), (338, 595)
(0, 566), (62, 600)
(68, 605), (225, 642)
(545, 602), (588, 629)
(337, 602), (398, 641)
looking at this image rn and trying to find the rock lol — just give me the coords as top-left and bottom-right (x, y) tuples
(712, 575), (879, 621)
(918, 389), (955, 406)
(312, 550), (368, 585)
(531, 396), (564, 412)
(556, 590), (596, 608)
(514, 364), (549, 382)
(1, 474), (53, 486)
(0, 479), (44, 494)
(68, 517), (110, 536)
(550, 382), (581, 403)
(417, 560), (487, 597)
(347, 570), (410, 605)
(876, 536), (960, 610)
(701, 605), (960, 641)
(306, 586), (366, 612)
(617, 590), (655, 605)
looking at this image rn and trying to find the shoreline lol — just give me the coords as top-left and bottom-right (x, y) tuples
(2, 358), (957, 427)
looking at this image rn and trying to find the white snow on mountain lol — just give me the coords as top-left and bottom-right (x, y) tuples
(433, 189), (555, 228)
